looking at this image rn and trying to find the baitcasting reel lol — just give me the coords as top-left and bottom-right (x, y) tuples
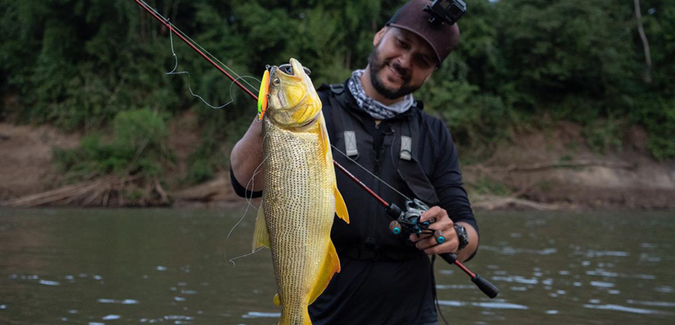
(386, 198), (446, 244)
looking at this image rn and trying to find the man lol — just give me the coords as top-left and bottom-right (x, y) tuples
(230, 0), (478, 324)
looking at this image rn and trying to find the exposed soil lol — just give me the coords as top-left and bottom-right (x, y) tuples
(1, 118), (673, 210)
(464, 122), (675, 210)
(0, 123), (80, 199)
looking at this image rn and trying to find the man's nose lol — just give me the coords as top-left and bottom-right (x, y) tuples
(397, 53), (412, 70)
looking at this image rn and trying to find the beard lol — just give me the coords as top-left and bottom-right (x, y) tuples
(367, 46), (422, 100)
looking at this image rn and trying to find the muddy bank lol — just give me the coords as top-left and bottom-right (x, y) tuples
(1, 120), (673, 210)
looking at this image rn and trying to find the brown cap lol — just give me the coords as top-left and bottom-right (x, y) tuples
(386, 0), (460, 66)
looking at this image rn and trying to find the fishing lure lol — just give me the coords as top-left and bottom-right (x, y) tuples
(258, 69), (270, 120)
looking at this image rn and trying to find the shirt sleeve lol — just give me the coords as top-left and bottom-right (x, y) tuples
(426, 117), (479, 260)
(229, 165), (263, 199)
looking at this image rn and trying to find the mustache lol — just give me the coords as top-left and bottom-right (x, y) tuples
(387, 60), (411, 81)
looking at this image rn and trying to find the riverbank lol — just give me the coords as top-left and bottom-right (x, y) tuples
(1, 119), (674, 210)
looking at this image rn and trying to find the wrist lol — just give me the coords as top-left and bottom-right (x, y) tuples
(454, 224), (469, 251)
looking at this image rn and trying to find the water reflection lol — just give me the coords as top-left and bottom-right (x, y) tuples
(1, 209), (674, 324)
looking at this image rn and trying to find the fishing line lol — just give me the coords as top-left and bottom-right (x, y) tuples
(224, 134), (270, 268)
(331, 144), (411, 202)
(165, 18), (261, 109)
(137, 0), (260, 104)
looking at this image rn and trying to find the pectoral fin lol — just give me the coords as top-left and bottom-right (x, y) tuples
(334, 185), (349, 224)
(307, 241), (341, 305)
(252, 203), (270, 252)
(319, 115), (332, 166)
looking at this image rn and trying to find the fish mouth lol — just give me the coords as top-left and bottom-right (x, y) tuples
(266, 61), (312, 78)
(276, 63), (311, 77)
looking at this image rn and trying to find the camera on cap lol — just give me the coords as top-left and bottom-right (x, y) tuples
(423, 0), (467, 27)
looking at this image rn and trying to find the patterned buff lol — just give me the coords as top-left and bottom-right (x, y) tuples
(347, 70), (414, 120)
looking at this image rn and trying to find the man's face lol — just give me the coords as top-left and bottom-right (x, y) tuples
(368, 27), (437, 100)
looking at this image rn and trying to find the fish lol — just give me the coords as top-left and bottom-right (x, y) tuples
(253, 58), (350, 325)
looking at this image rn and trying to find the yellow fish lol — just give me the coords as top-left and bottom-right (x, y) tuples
(254, 58), (350, 325)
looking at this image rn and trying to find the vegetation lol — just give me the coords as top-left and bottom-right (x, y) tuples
(1, 0), (673, 189)
(52, 108), (173, 181)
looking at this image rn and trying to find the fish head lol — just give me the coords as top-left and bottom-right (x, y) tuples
(261, 58), (321, 128)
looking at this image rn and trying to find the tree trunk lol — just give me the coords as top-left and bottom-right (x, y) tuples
(634, 0), (653, 84)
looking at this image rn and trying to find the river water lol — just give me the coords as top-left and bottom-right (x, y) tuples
(0, 208), (673, 324)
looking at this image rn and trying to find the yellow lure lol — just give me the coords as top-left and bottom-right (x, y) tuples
(258, 69), (270, 120)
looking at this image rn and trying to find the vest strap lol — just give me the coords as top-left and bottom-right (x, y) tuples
(328, 84), (359, 158)
(400, 135), (412, 161)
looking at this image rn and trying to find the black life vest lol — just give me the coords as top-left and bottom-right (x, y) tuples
(318, 83), (439, 261)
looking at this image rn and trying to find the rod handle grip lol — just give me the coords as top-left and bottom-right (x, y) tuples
(472, 274), (499, 298)
(439, 252), (457, 264)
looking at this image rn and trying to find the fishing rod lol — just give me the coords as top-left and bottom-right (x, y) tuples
(134, 0), (498, 299)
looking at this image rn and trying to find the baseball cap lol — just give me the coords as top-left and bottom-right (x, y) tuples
(386, 0), (461, 66)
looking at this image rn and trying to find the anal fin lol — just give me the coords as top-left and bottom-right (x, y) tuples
(273, 293), (281, 306)
(252, 202), (270, 252)
(307, 241), (341, 306)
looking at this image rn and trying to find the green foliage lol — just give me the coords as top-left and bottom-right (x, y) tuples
(184, 134), (228, 185)
(3, 0), (675, 174)
(53, 108), (173, 181)
(583, 118), (625, 154)
(631, 95), (675, 160)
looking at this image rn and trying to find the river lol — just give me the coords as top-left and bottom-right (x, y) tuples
(1, 208), (673, 324)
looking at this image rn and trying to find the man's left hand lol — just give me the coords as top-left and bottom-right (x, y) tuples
(408, 206), (458, 255)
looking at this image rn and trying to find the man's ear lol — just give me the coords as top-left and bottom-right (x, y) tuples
(373, 27), (388, 46)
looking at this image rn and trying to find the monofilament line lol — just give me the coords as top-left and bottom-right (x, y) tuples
(165, 27), (260, 109)
(224, 133), (270, 268)
(137, 0), (260, 102)
(331, 144), (411, 202)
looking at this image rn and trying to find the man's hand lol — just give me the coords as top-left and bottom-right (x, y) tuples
(407, 206), (478, 262)
(408, 206), (458, 255)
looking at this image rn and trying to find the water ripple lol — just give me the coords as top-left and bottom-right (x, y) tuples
(590, 281), (615, 288)
(97, 298), (139, 305)
(583, 303), (671, 315)
(586, 269), (656, 280)
(655, 286), (674, 293)
(39, 279), (60, 286)
(575, 250), (630, 258)
(242, 311), (281, 318)
(437, 300), (529, 310)
(481, 246), (558, 256)
(627, 300), (675, 308)
(492, 275), (538, 285)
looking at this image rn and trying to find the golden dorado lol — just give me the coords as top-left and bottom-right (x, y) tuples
(254, 58), (349, 325)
